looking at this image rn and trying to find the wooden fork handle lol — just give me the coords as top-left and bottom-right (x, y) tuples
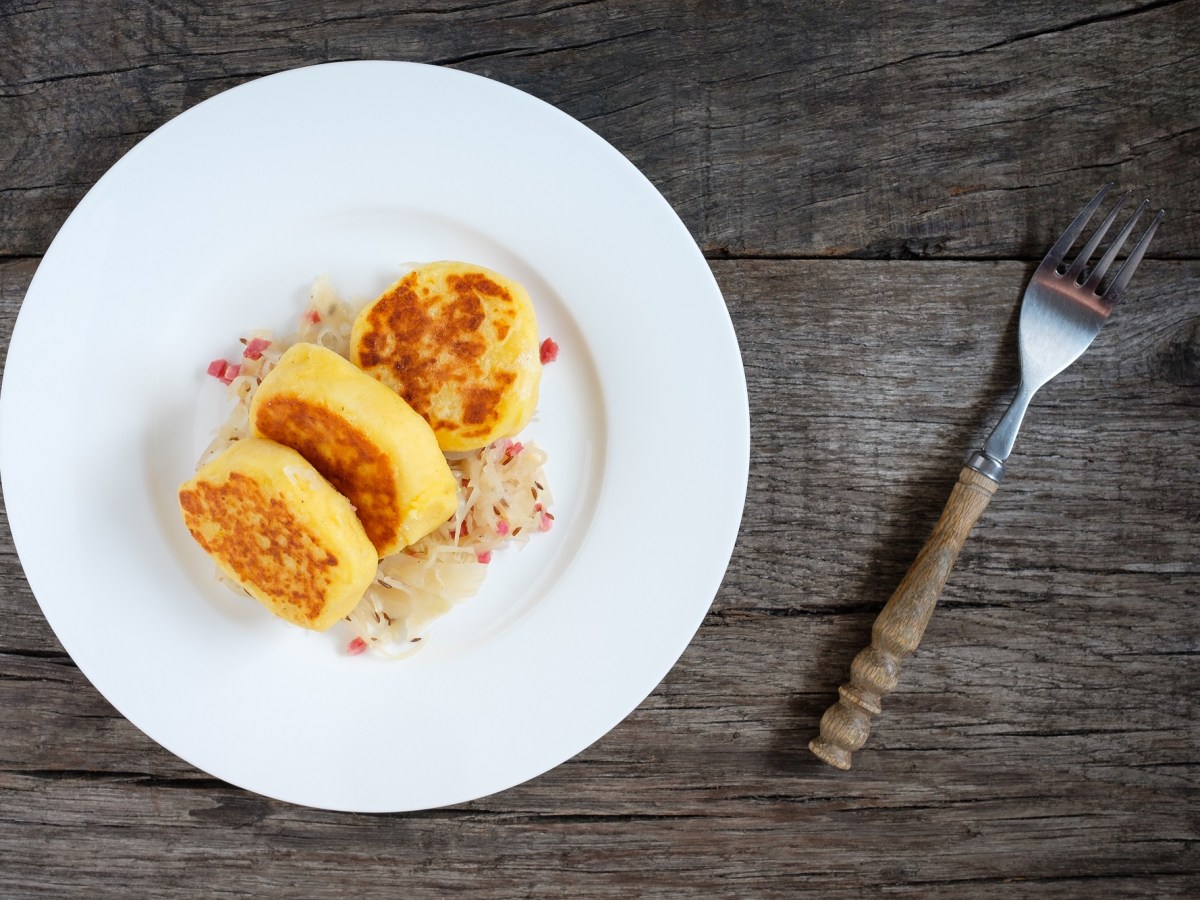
(809, 466), (999, 770)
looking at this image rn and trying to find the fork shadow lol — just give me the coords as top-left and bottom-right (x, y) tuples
(767, 282), (1028, 774)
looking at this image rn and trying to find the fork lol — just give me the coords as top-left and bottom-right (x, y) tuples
(809, 184), (1165, 770)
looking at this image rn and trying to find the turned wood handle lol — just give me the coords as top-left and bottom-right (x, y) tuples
(809, 466), (999, 770)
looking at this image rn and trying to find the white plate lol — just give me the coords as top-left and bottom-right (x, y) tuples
(0, 62), (748, 812)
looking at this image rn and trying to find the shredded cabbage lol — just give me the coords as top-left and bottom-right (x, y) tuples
(197, 275), (552, 658)
(198, 275), (355, 466)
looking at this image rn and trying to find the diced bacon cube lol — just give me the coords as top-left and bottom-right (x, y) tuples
(303, 309), (322, 325)
(243, 337), (272, 360)
(218, 364), (241, 385)
(347, 637), (368, 656)
(495, 520), (510, 537)
(538, 512), (553, 532)
(207, 359), (228, 379)
(476, 550), (493, 564)
(540, 337), (559, 364)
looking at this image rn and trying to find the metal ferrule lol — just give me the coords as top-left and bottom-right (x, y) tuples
(966, 450), (1005, 484)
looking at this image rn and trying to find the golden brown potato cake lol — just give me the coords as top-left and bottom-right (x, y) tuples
(178, 438), (376, 631)
(250, 343), (458, 557)
(351, 261), (541, 452)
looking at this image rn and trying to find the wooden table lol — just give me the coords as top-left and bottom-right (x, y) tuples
(2, 2), (1197, 896)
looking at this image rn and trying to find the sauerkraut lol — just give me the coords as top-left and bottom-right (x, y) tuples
(198, 275), (553, 657)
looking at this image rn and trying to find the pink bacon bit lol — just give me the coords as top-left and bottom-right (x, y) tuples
(501, 439), (524, 463)
(495, 520), (510, 537)
(303, 308), (322, 325)
(243, 337), (272, 360)
(347, 637), (368, 656)
(540, 337), (559, 364)
(476, 550), (493, 564)
(206, 358), (241, 385)
(533, 502), (554, 532)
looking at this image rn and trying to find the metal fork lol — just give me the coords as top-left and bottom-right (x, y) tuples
(810, 185), (1165, 770)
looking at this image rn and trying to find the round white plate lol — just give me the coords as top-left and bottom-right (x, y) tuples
(0, 61), (748, 812)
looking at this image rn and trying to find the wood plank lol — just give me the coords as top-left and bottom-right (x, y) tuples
(1, 1), (1196, 259)
(2, 258), (1196, 894)
(0, 736), (1196, 897)
(4, 593), (1197, 782)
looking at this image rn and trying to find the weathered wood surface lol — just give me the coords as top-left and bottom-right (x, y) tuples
(2, 0), (1198, 261)
(2, 0), (1198, 897)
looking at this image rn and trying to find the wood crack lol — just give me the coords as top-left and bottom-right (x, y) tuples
(434, 29), (663, 66)
(865, 871), (1200, 889)
(432, 46), (537, 66)
(0, 649), (72, 661)
(14, 769), (225, 790)
(11, 61), (162, 89)
(705, 246), (1199, 262)
(996, 726), (1183, 737)
(514, 28), (666, 59)
(957, 0), (1190, 56)
(1132, 123), (1200, 149)
(709, 605), (884, 619)
(837, 0), (1189, 81)
(582, 96), (657, 121)
(493, 0), (612, 21)
(478, 812), (709, 824)
(0, 183), (92, 194)
(287, 0), (513, 28)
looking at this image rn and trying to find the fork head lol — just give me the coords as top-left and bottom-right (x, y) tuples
(976, 185), (1163, 474)
(1019, 184), (1164, 386)
(1038, 182), (1165, 315)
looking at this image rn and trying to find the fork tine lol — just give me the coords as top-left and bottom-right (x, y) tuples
(1102, 207), (1165, 301)
(1063, 190), (1130, 281)
(1083, 199), (1150, 293)
(1044, 183), (1113, 265)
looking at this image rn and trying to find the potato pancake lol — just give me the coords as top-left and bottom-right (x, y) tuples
(178, 438), (376, 631)
(351, 261), (540, 452)
(250, 343), (457, 557)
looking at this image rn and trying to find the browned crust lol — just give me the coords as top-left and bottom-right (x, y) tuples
(178, 472), (339, 626)
(356, 270), (522, 445)
(252, 395), (399, 554)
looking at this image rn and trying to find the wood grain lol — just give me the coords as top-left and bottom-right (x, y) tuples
(0, 1), (1197, 261)
(1, 0), (1198, 896)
